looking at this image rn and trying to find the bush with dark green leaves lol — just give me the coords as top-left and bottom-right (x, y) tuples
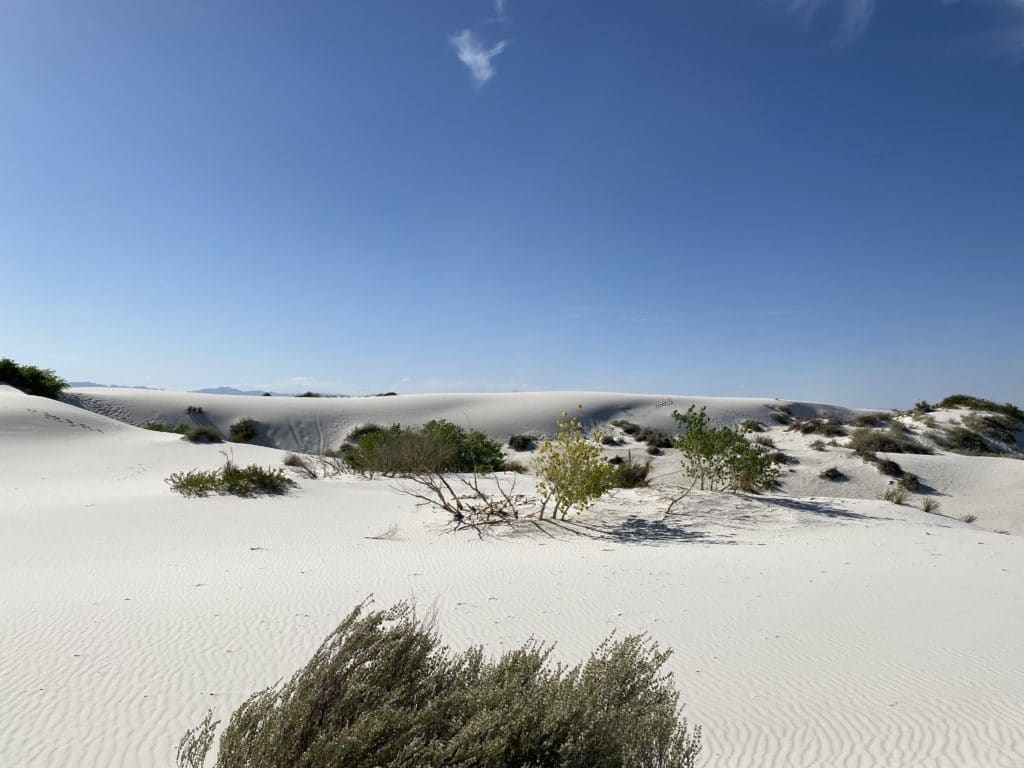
(144, 421), (191, 435)
(931, 426), (995, 455)
(508, 433), (536, 451)
(185, 425), (223, 443)
(0, 357), (68, 400)
(343, 420), (505, 476)
(789, 418), (847, 437)
(167, 456), (296, 498)
(176, 600), (701, 768)
(228, 418), (258, 443)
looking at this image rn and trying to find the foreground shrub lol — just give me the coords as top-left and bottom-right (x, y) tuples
(0, 357), (68, 399)
(848, 426), (930, 456)
(671, 406), (778, 493)
(167, 455), (295, 498)
(228, 418), (258, 443)
(344, 420), (505, 476)
(535, 407), (615, 519)
(177, 601), (701, 768)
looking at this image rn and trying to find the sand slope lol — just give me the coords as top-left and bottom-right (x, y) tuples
(2, 386), (1023, 767)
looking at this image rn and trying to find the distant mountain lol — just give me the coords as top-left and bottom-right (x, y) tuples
(69, 382), (163, 390)
(191, 387), (271, 396)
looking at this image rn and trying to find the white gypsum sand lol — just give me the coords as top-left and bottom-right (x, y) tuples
(1, 385), (1022, 767)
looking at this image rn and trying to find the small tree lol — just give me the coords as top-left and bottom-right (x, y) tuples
(0, 357), (68, 400)
(534, 406), (615, 519)
(672, 406), (777, 493)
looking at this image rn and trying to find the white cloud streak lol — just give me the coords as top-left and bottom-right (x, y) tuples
(450, 29), (507, 86)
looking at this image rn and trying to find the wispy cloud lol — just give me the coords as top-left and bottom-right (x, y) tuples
(450, 29), (507, 87)
(494, 0), (507, 15)
(777, 0), (1024, 53)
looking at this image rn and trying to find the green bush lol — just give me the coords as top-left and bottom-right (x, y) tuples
(508, 434), (536, 451)
(0, 357), (68, 399)
(185, 425), (223, 443)
(344, 420), (505, 476)
(939, 394), (1024, 422)
(228, 418), (258, 443)
(847, 426), (930, 456)
(185, 405), (204, 415)
(610, 452), (653, 488)
(884, 486), (909, 505)
(819, 466), (845, 481)
(144, 421), (190, 435)
(789, 418), (847, 437)
(167, 455), (296, 498)
(176, 600), (701, 768)
(671, 405), (778, 493)
(535, 408), (615, 519)
(848, 412), (892, 428)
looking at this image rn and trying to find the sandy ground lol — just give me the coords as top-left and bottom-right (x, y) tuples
(2, 386), (1023, 767)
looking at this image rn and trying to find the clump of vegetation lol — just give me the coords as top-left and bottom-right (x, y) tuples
(848, 426), (930, 456)
(611, 419), (640, 435)
(671, 406), (779, 493)
(809, 439), (827, 451)
(535, 408), (615, 519)
(144, 421), (190, 435)
(610, 420), (671, 447)
(741, 419), (766, 433)
(789, 418), (847, 437)
(228, 418), (258, 443)
(507, 433), (536, 451)
(167, 454), (296, 498)
(296, 391), (322, 398)
(600, 434), (622, 446)
(819, 466), (846, 481)
(960, 514), (978, 524)
(344, 420), (506, 477)
(913, 400), (934, 415)
(646, 445), (663, 456)
(962, 412), (1019, 445)
(283, 453), (318, 480)
(185, 405), (204, 415)
(0, 357), (68, 400)
(939, 394), (1024, 422)
(922, 498), (941, 514)
(185, 425), (223, 443)
(874, 458), (904, 478)
(929, 426), (995, 455)
(899, 473), (921, 492)
(848, 412), (892, 428)
(610, 453), (653, 488)
(884, 486), (909, 505)
(176, 600), (702, 768)
(754, 435), (775, 448)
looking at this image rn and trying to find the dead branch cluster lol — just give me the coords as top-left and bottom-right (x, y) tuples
(395, 472), (546, 534)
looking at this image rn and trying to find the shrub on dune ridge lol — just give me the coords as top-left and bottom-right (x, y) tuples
(167, 453), (295, 497)
(0, 357), (68, 400)
(848, 426), (930, 456)
(176, 600), (702, 768)
(228, 418), (258, 443)
(344, 420), (505, 477)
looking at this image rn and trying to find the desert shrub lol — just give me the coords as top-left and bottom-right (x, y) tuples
(777, 404), (793, 415)
(790, 418), (847, 437)
(535, 407), (615, 519)
(0, 357), (68, 400)
(914, 400), (934, 414)
(600, 434), (621, 446)
(185, 425), (223, 443)
(374, 391), (399, 397)
(646, 445), (663, 456)
(899, 473), (921, 492)
(770, 412), (790, 425)
(819, 467), (846, 481)
(344, 420), (505, 476)
(754, 435), (775, 448)
(347, 423), (383, 442)
(167, 455), (295, 498)
(611, 419), (639, 435)
(635, 426), (672, 448)
(960, 514), (978, 524)
(283, 453), (318, 480)
(770, 450), (791, 465)
(884, 486), (909, 505)
(176, 600), (701, 768)
(848, 412), (892, 428)
(939, 394), (1024, 422)
(741, 419), (766, 433)
(611, 453), (652, 488)
(507, 434), (536, 451)
(185, 405), (204, 415)
(848, 426), (930, 456)
(875, 458), (904, 477)
(607, 455), (625, 465)
(672, 406), (779, 493)
(228, 418), (258, 443)
(962, 412), (1018, 444)
(297, 391), (322, 398)
(144, 421), (190, 435)
(809, 439), (827, 451)
(932, 426), (994, 455)
(922, 498), (941, 514)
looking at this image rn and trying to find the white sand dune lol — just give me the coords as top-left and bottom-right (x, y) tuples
(2, 386), (1023, 767)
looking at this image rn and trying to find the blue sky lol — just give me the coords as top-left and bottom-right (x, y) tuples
(1, 0), (1022, 407)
